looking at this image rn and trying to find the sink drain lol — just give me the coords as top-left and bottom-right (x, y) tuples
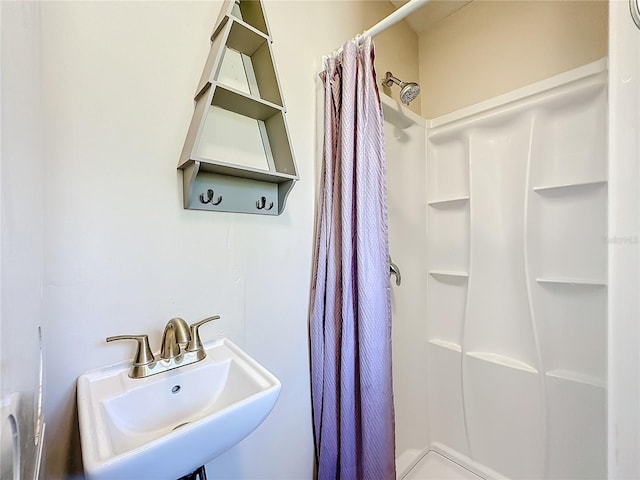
(172, 422), (190, 431)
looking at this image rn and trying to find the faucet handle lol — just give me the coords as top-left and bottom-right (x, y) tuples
(106, 334), (155, 366)
(186, 315), (220, 354)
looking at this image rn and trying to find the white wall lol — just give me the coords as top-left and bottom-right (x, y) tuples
(382, 98), (429, 476)
(607, 1), (640, 477)
(0, 1), (45, 478)
(39, 1), (416, 478)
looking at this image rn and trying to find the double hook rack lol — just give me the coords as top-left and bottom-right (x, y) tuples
(199, 189), (222, 206)
(199, 189), (275, 213)
(256, 196), (274, 211)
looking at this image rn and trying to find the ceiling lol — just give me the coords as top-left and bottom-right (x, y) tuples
(389, 0), (473, 33)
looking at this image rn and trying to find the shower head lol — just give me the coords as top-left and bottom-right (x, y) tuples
(399, 82), (420, 106)
(382, 71), (420, 106)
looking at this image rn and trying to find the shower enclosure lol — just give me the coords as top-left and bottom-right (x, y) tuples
(319, 0), (639, 476)
(386, 57), (608, 480)
(370, 0), (636, 473)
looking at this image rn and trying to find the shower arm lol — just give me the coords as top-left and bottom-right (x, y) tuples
(382, 72), (404, 88)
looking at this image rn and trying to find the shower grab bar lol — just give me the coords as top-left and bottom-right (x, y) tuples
(390, 259), (401, 286)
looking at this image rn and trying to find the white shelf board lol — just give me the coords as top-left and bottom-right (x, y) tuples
(225, 17), (269, 56)
(428, 196), (470, 207)
(466, 351), (538, 374)
(212, 82), (283, 121)
(546, 369), (606, 389)
(429, 270), (469, 279)
(536, 277), (606, 287)
(428, 339), (462, 353)
(533, 179), (607, 193)
(188, 157), (297, 183)
(212, 15), (270, 46)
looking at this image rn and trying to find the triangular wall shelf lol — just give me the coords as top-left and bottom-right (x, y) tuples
(178, 0), (298, 215)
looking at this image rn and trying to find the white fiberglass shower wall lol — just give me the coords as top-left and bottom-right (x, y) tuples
(384, 97), (429, 474)
(386, 58), (608, 479)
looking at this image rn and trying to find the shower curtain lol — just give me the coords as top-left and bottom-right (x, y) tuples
(310, 37), (396, 480)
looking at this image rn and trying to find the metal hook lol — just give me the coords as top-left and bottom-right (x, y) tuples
(199, 189), (222, 206)
(256, 196), (274, 211)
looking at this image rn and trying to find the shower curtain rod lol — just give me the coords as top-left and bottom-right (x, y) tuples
(325, 0), (430, 58)
(365, 0), (430, 38)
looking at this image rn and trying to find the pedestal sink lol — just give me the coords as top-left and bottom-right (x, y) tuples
(77, 338), (281, 480)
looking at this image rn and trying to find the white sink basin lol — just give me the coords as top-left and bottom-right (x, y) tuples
(77, 338), (281, 480)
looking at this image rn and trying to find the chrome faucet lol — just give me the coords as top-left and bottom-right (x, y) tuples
(106, 315), (220, 378)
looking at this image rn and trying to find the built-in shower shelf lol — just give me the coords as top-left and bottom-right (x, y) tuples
(546, 369), (605, 389)
(536, 277), (606, 287)
(428, 196), (470, 207)
(532, 180), (606, 193)
(428, 339), (462, 352)
(466, 352), (538, 374)
(429, 270), (469, 280)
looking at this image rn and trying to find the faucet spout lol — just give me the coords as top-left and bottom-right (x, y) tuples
(160, 317), (190, 361)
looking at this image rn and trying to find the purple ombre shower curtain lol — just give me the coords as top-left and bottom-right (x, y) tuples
(310, 37), (396, 480)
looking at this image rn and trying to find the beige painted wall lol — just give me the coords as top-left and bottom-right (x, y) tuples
(419, 0), (608, 118)
(365, 2), (422, 115)
(315, 1), (421, 115)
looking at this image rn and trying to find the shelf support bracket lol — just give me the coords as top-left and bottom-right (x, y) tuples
(182, 161), (201, 209)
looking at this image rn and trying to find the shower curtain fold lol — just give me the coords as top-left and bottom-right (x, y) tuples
(310, 37), (396, 480)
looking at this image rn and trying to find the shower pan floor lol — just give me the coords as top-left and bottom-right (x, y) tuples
(403, 451), (483, 480)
